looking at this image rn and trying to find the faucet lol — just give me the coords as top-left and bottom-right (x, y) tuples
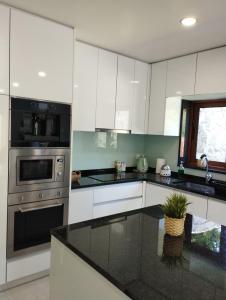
(200, 154), (213, 183)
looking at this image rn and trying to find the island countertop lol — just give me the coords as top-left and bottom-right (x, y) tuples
(51, 206), (226, 300)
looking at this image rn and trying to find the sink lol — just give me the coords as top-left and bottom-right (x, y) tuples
(172, 181), (215, 195)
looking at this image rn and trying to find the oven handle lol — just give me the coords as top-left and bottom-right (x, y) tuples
(19, 203), (63, 213)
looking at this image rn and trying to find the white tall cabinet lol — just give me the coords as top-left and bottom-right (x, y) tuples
(195, 47), (226, 95)
(73, 42), (98, 132)
(148, 61), (167, 135)
(115, 55), (135, 130)
(0, 95), (9, 285)
(132, 61), (150, 134)
(96, 50), (117, 129)
(0, 5), (9, 96)
(10, 9), (74, 103)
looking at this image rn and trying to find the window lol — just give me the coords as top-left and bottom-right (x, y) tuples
(179, 99), (226, 172)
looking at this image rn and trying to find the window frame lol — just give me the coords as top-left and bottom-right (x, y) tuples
(179, 99), (226, 172)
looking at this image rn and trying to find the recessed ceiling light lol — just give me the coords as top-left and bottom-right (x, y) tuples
(12, 82), (20, 87)
(0, 89), (5, 93)
(130, 80), (140, 84)
(180, 17), (197, 27)
(38, 71), (47, 77)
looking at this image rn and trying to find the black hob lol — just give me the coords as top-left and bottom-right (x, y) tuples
(89, 172), (142, 182)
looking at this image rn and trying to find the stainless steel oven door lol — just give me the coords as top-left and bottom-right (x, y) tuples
(8, 148), (70, 193)
(7, 197), (68, 258)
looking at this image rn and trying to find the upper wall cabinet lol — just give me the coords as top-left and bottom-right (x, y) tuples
(10, 9), (73, 103)
(164, 96), (182, 136)
(115, 55), (135, 130)
(148, 61), (167, 135)
(73, 42), (98, 132)
(0, 5), (9, 96)
(96, 49), (117, 129)
(195, 47), (226, 95)
(132, 61), (150, 134)
(166, 54), (197, 97)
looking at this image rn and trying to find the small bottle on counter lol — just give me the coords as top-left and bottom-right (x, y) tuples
(178, 161), (185, 176)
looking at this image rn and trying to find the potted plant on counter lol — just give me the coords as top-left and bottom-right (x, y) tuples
(162, 193), (190, 237)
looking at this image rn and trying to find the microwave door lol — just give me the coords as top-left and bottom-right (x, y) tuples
(16, 156), (55, 186)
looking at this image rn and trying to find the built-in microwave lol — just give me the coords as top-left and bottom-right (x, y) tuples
(10, 97), (71, 148)
(8, 148), (70, 194)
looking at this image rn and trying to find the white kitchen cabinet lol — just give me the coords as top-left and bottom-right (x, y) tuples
(115, 55), (135, 130)
(166, 54), (197, 97)
(94, 182), (143, 204)
(93, 197), (143, 219)
(73, 42), (98, 132)
(96, 49), (117, 129)
(148, 61), (167, 135)
(0, 5), (9, 96)
(132, 61), (150, 134)
(69, 189), (94, 224)
(178, 191), (207, 219)
(10, 9), (73, 103)
(164, 96), (182, 136)
(145, 183), (174, 207)
(0, 95), (9, 285)
(195, 47), (226, 95)
(207, 198), (226, 226)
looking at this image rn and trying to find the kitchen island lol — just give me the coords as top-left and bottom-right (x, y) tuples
(50, 206), (226, 300)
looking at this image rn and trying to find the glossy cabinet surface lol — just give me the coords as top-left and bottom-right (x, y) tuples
(96, 49), (117, 129)
(0, 5), (9, 96)
(180, 191), (207, 219)
(10, 9), (73, 103)
(73, 42), (98, 132)
(207, 198), (226, 226)
(132, 61), (149, 134)
(145, 183), (173, 206)
(0, 95), (9, 285)
(148, 61), (167, 135)
(166, 54), (197, 97)
(195, 47), (226, 94)
(69, 189), (94, 224)
(164, 96), (182, 136)
(115, 55), (135, 130)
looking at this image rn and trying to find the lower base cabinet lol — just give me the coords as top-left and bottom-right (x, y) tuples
(207, 198), (226, 226)
(69, 189), (94, 224)
(145, 183), (174, 206)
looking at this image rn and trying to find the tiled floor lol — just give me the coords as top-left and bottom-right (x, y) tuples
(0, 276), (49, 300)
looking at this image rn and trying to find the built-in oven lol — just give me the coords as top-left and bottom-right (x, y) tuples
(8, 148), (70, 193)
(10, 97), (71, 148)
(7, 189), (68, 258)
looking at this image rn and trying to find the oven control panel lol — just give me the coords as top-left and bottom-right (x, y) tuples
(55, 156), (65, 182)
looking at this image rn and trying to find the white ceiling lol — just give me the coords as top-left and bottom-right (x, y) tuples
(1, 0), (226, 62)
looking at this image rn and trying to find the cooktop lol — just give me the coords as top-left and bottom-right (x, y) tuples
(89, 172), (142, 182)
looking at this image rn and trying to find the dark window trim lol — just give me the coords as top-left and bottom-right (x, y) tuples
(178, 99), (226, 173)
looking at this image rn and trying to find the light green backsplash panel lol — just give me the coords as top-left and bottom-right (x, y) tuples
(72, 131), (145, 170)
(144, 135), (226, 181)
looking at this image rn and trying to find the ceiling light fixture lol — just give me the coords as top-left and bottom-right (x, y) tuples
(12, 82), (20, 87)
(180, 17), (197, 27)
(38, 71), (47, 77)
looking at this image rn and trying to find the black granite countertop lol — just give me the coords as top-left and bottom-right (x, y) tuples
(71, 169), (226, 202)
(52, 206), (226, 300)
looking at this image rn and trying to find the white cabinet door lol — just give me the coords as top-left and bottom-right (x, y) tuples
(93, 197), (143, 219)
(0, 5), (9, 96)
(10, 9), (73, 103)
(145, 183), (174, 207)
(94, 182), (143, 204)
(178, 191), (207, 219)
(69, 189), (93, 224)
(164, 96), (182, 136)
(195, 47), (226, 95)
(148, 61), (167, 135)
(132, 60), (149, 134)
(207, 198), (226, 226)
(73, 42), (98, 132)
(115, 55), (135, 130)
(96, 49), (117, 129)
(0, 95), (9, 285)
(166, 54), (197, 97)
